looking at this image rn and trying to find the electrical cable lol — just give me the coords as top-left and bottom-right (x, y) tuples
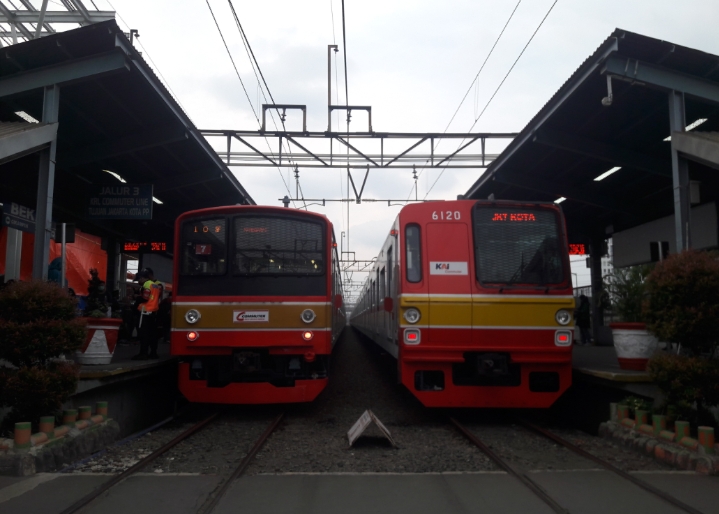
(406, 0), (521, 200)
(424, 0), (559, 199)
(204, 0), (295, 204)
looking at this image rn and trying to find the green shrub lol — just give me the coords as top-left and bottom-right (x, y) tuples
(648, 353), (719, 428)
(643, 250), (719, 355)
(0, 361), (79, 428)
(0, 281), (84, 432)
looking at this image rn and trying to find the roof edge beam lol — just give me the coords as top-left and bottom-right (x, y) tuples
(0, 122), (57, 165)
(532, 128), (670, 177)
(0, 50), (130, 98)
(603, 55), (719, 105)
(61, 124), (188, 168)
(672, 131), (719, 171)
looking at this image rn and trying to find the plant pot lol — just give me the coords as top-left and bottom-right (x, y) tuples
(610, 322), (659, 371)
(78, 317), (122, 365)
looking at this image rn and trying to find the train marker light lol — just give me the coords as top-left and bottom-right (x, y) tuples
(404, 329), (421, 345)
(555, 330), (572, 346)
(555, 309), (571, 326)
(302, 331), (314, 341)
(403, 308), (421, 324)
(301, 309), (316, 323)
(187, 331), (200, 342)
(185, 309), (201, 324)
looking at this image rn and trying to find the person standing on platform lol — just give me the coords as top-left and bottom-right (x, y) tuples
(132, 268), (163, 360)
(575, 294), (592, 345)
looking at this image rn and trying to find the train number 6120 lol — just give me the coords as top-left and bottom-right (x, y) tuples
(432, 210), (461, 220)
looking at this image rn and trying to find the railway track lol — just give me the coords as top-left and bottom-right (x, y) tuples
(451, 416), (704, 514)
(58, 412), (284, 514)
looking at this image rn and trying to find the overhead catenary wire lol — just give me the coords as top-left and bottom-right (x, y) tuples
(204, 0), (295, 205)
(406, 0), (522, 200)
(424, 0), (559, 199)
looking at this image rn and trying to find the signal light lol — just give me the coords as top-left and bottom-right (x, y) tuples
(302, 331), (314, 341)
(187, 331), (199, 342)
(555, 330), (572, 347)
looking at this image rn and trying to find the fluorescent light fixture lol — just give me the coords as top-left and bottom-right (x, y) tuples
(103, 170), (127, 183)
(594, 166), (622, 182)
(153, 197), (163, 205)
(554, 197), (566, 204)
(15, 111), (39, 123)
(664, 118), (708, 141)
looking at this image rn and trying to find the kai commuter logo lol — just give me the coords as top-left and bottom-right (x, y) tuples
(233, 310), (269, 323)
(429, 262), (468, 275)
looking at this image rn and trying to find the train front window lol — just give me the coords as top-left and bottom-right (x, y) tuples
(180, 218), (228, 275)
(233, 216), (324, 275)
(405, 224), (422, 283)
(472, 205), (564, 285)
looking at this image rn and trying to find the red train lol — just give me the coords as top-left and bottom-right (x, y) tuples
(350, 200), (574, 408)
(171, 206), (344, 404)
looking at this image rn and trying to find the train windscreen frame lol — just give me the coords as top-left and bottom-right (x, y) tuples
(472, 204), (565, 286)
(177, 213), (327, 297)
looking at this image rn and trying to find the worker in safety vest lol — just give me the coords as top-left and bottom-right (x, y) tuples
(131, 268), (164, 360)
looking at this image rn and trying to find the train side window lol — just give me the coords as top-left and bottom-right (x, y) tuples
(405, 224), (422, 283)
(387, 246), (393, 296)
(380, 267), (386, 299)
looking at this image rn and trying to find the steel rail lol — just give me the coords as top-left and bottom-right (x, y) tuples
(514, 417), (705, 514)
(59, 412), (219, 514)
(450, 418), (570, 514)
(198, 413), (285, 514)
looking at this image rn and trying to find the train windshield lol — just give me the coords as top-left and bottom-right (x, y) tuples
(233, 216), (324, 275)
(472, 205), (565, 286)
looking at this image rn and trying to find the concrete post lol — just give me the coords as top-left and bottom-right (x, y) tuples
(589, 238), (605, 344)
(4, 227), (22, 281)
(32, 84), (60, 280)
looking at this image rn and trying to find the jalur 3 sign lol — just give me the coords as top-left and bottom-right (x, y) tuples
(87, 185), (153, 220)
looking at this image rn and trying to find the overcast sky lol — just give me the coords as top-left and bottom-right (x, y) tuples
(99, 0), (717, 293)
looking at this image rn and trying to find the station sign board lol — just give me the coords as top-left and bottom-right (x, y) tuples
(2, 202), (35, 233)
(87, 184), (153, 220)
(123, 241), (168, 253)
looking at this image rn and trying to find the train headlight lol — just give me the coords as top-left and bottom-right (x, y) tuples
(185, 309), (201, 324)
(404, 329), (421, 345)
(403, 308), (421, 324)
(187, 331), (199, 342)
(302, 331), (314, 341)
(555, 309), (571, 326)
(301, 309), (316, 323)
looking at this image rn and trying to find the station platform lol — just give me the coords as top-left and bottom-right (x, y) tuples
(70, 341), (179, 438)
(571, 344), (657, 398)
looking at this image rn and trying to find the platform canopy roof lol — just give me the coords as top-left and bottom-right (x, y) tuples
(465, 29), (719, 246)
(0, 20), (254, 244)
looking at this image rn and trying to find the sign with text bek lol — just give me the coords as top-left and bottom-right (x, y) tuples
(2, 202), (35, 233)
(87, 184), (153, 220)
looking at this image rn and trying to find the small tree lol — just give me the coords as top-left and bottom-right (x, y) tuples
(0, 281), (85, 431)
(643, 250), (719, 355)
(604, 264), (653, 322)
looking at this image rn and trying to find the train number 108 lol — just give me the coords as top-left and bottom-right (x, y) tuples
(432, 210), (461, 220)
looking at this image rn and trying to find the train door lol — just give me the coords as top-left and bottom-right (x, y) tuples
(426, 220), (472, 343)
(386, 245), (397, 346)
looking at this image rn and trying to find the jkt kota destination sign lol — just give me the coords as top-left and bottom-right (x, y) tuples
(87, 185), (153, 220)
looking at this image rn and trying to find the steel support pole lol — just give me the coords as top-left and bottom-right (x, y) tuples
(668, 90), (691, 251)
(60, 222), (66, 287)
(32, 84), (60, 280)
(589, 239), (605, 345)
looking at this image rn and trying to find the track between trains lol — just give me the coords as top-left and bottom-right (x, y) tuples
(58, 412), (284, 514)
(451, 416), (704, 514)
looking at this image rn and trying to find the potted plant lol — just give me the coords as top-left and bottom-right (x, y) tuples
(78, 268), (122, 365)
(604, 264), (658, 370)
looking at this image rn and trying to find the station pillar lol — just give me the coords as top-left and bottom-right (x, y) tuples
(4, 227), (22, 281)
(668, 90), (692, 252)
(589, 238), (606, 345)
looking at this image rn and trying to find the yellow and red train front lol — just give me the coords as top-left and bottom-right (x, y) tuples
(395, 200), (574, 408)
